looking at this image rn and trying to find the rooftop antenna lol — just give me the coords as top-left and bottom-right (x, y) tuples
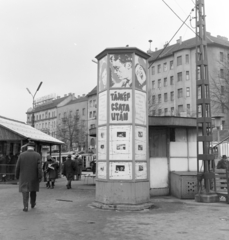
(148, 40), (152, 51)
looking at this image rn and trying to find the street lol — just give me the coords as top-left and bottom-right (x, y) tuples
(0, 177), (229, 240)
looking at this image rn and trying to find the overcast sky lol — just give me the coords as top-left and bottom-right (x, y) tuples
(1, 0), (228, 122)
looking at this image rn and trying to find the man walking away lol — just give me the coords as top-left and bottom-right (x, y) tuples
(62, 154), (75, 189)
(15, 141), (42, 212)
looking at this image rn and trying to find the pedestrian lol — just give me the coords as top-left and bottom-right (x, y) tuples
(217, 155), (229, 169)
(90, 159), (96, 175)
(62, 154), (75, 189)
(15, 141), (42, 212)
(45, 156), (59, 189)
(77, 155), (83, 180)
(74, 155), (79, 180)
(42, 159), (48, 182)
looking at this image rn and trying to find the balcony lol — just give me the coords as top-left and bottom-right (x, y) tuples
(89, 127), (96, 137)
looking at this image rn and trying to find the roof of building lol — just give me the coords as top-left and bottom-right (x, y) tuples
(87, 86), (97, 97)
(148, 33), (229, 62)
(65, 96), (88, 106)
(27, 95), (70, 113)
(149, 116), (196, 127)
(0, 115), (64, 145)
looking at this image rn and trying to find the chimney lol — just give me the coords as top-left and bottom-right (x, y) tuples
(83, 94), (85, 97)
(64, 94), (67, 97)
(155, 47), (158, 51)
(177, 36), (182, 44)
(68, 93), (71, 96)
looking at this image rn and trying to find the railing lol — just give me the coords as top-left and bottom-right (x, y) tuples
(0, 164), (17, 183)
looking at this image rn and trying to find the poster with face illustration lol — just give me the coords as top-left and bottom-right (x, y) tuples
(98, 91), (107, 125)
(109, 125), (132, 160)
(109, 54), (132, 88)
(135, 91), (146, 125)
(98, 162), (107, 179)
(135, 55), (147, 91)
(135, 162), (147, 179)
(135, 126), (146, 160)
(98, 126), (107, 160)
(99, 56), (107, 92)
(109, 162), (132, 179)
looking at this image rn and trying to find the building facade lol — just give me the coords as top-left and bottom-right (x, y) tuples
(148, 33), (229, 129)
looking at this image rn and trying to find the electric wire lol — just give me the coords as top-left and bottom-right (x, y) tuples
(148, 10), (192, 69)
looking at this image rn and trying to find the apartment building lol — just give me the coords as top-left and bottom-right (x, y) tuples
(87, 86), (97, 153)
(148, 33), (229, 129)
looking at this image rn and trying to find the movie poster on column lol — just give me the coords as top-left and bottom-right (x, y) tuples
(109, 125), (132, 160)
(98, 126), (107, 160)
(99, 56), (107, 92)
(135, 91), (146, 125)
(98, 162), (107, 179)
(135, 55), (147, 92)
(110, 89), (132, 124)
(135, 162), (147, 179)
(135, 126), (146, 160)
(98, 91), (107, 125)
(109, 162), (132, 180)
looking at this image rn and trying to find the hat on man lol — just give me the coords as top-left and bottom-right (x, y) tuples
(67, 154), (72, 159)
(47, 155), (53, 161)
(27, 141), (35, 147)
(222, 155), (227, 159)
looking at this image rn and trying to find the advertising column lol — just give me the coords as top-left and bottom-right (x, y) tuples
(94, 48), (152, 210)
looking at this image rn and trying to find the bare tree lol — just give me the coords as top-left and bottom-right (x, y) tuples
(56, 112), (80, 151)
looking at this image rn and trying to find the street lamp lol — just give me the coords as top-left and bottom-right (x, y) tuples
(26, 82), (43, 127)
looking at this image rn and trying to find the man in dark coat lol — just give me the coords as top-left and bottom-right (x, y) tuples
(217, 155), (229, 169)
(15, 141), (42, 212)
(62, 154), (75, 189)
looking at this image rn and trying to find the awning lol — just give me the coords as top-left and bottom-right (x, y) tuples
(0, 115), (64, 145)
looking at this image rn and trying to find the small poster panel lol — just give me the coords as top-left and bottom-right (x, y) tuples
(110, 89), (132, 124)
(135, 126), (146, 160)
(135, 55), (147, 91)
(98, 126), (107, 160)
(99, 56), (107, 92)
(98, 91), (107, 125)
(135, 162), (147, 179)
(135, 91), (146, 125)
(109, 125), (132, 160)
(109, 162), (132, 179)
(98, 162), (107, 179)
(109, 54), (132, 88)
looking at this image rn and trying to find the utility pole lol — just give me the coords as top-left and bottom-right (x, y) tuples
(195, 0), (218, 202)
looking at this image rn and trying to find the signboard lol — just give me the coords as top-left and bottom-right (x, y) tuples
(135, 55), (147, 91)
(135, 162), (147, 179)
(98, 91), (107, 125)
(110, 89), (132, 124)
(135, 91), (146, 125)
(109, 125), (132, 160)
(98, 126), (107, 160)
(135, 126), (147, 160)
(99, 56), (107, 92)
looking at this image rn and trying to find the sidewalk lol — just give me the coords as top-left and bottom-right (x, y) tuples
(1, 176), (229, 240)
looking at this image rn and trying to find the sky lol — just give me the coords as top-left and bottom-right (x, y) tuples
(0, 0), (229, 122)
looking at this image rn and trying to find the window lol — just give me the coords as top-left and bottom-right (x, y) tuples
(158, 109), (162, 116)
(90, 100), (93, 107)
(152, 110), (156, 116)
(221, 86), (224, 95)
(152, 66), (155, 75)
(158, 79), (161, 88)
(185, 54), (189, 64)
(187, 104), (190, 114)
(158, 94), (161, 103)
(163, 62), (167, 71)
(177, 56), (182, 66)
(177, 72), (182, 81)
(39, 114), (41, 120)
(220, 52), (223, 62)
(89, 111), (92, 118)
(186, 87), (190, 97)
(170, 91), (174, 101)
(93, 100), (96, 107)
(152, 81), (155, 89)
(178, 105), (183, 114)
(170, 76), (174, 85)
(58, 113), (61, 119)
(164, 93), (168, 102)
(220, 69), (224, 78)
(93, 111), (96, 118)
(171, 107), (174, 115)
(186, 71), (190, 80)
(170, 60), (173, 70)
(152, 95), (155, 104)
(76, 109), (79, 115)
(164, 78), (167, 87)
(178, 88), (183, 98)
(197, 67), (201, 80)
(82, 108), (85, 116)
(157, 64), (161, 73)
(164, 108), (168, 116)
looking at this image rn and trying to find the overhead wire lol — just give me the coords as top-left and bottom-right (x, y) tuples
(148, 8), (193, 69)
